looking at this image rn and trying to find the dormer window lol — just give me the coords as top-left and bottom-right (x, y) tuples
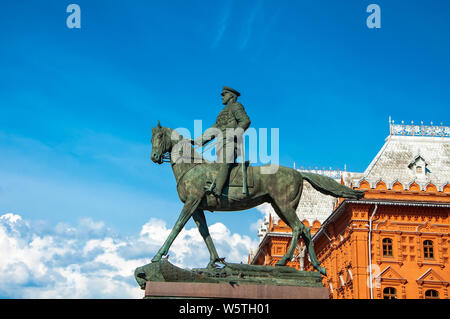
(408, 155), (429, 177)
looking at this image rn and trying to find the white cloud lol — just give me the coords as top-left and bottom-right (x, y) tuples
(0, 213), (258, 298)
(211, 1), (232, 49)
(250, 218), (264, 232)
(0, 129), (181, 235)
(255, 202), (275, 218)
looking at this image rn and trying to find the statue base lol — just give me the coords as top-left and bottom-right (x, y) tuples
(145, 281), (329, 299)
(135, 259), (328, 299)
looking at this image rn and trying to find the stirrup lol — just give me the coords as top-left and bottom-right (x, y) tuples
(204, 182), (216, 194)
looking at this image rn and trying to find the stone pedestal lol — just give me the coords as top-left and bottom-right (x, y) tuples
(145, 281), (329, 299)
(135, 259), (329, 299)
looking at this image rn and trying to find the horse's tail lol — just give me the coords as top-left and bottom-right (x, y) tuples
(299, 172), (364, 200)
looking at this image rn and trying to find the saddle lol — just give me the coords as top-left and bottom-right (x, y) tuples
(228, 161), (254, 188)
(205, 162), (254, 190)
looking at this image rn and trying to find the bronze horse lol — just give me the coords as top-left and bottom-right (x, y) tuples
(150, 122), (364, 275)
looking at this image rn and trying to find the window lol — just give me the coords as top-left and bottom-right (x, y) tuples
(423, 240), (434, 259)
(382, 238), (393, 257)
(383, 287), (397, 299)
(425, 289), (439, 299)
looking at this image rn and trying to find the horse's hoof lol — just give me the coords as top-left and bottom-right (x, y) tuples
(275, 259), (287, 266)
(319, 267), (327, 276)
(207, 257), (227, 269)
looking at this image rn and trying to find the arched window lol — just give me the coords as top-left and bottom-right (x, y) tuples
(423, 240), (434, 259)
(382, 238), (393, 257)
(383, 287), (397, 299)
(425, 289), (439, 299)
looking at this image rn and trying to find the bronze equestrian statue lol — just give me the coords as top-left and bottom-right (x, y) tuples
(149, 88), (364, 276)
(151, 100), (364, 275)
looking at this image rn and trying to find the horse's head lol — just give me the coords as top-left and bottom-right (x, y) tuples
(150, 120), (171, 164)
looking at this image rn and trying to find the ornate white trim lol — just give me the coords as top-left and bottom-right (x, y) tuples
(296, 168), (344, 180)
(355, 178), (369, 188)
(424, 180), (438, 191)
(389, 178), (402, 190)
(389, 119), (449, 138)
(406, 179), (421, 191)
(374, 178), (387, 188)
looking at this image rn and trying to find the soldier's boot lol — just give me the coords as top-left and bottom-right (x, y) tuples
(213, 164), (232, 198)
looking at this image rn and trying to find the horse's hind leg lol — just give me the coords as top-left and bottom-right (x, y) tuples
(272, 202), (326, 275)
(270, 202), (302, 266)
(299, 223), (327, 276)
(192, 209), (223, 268)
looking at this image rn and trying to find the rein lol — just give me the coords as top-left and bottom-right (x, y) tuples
(159, 131), (215, 193)
(171, 154), (202, 187)
(165, 139), (205, 191)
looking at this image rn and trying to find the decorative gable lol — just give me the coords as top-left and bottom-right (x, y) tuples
(376, 266), (407, 284)
(391, 180), (404, 191)
(375, 179), (387, 190)
(425, 182), (437, 192)
(416, 221), (437, 233)
(443, 183), (450, 193)
(416, 268), (449, 286)
(358, 179), (370, 189)
(408, 181), (421, 191)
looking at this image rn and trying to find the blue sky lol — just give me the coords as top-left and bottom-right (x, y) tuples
(0, 1), (449, 297)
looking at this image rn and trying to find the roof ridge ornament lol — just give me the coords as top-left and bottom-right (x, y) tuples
(389, 119), (449, 137)
(296, 166), (344, 180)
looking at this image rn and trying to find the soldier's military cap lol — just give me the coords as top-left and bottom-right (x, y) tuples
(222, 86), (240, 97)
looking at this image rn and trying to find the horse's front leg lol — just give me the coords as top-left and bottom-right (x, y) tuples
(192, 209), (224, 269)
(151, 197), (202, 263)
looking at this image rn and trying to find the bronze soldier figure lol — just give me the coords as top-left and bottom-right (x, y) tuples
(192, 86), (251, 198)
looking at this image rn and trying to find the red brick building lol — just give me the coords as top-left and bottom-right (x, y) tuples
(249, 120), (450, 299)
